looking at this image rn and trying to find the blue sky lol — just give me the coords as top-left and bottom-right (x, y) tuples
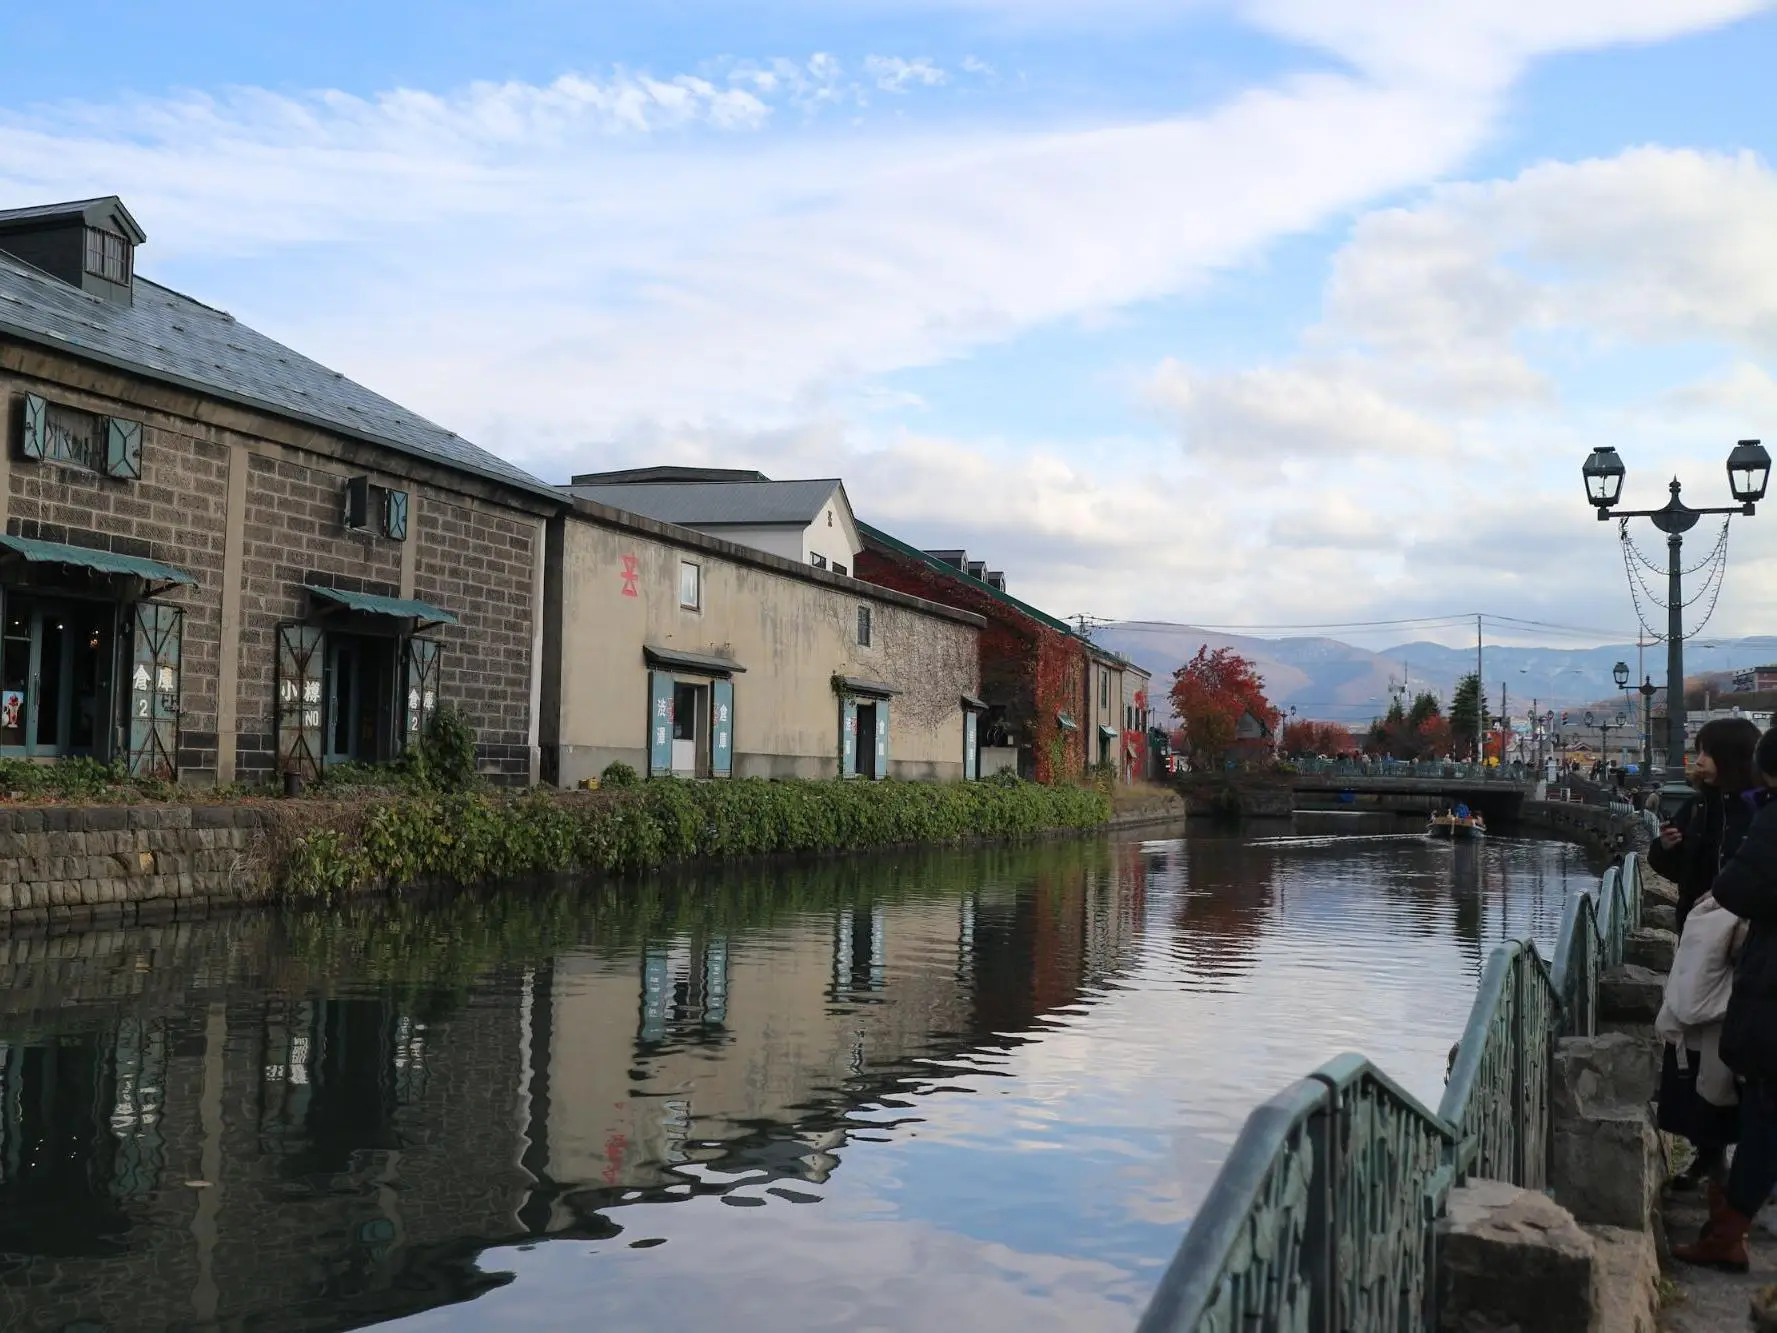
(5, 1), (1777, 644)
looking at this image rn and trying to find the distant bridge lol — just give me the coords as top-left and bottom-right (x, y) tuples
(1285, 761), (1536, 816)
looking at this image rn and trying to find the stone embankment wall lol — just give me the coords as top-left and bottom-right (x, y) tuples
(0, 805), (271, 933)
(1517, 799), (1641, 854)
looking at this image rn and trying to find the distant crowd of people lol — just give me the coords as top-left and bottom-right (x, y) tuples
(1648, 718), (1777, 1272)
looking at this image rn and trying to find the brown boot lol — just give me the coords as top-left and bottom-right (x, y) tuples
(1675, 1205), (1752, 1273)
(1706, 1181), (1731, 1238)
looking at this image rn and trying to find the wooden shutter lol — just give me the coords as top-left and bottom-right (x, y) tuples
(648, 671), (675, 777)
(402, 637), (441, 748)
(19, 394), (46, 460)
(127, 602), (182, 779)
(104, 417), (143, 480)
(383, 490), (410, 542)
(711, 678), (734, 778)
(276, 624), (325, 781)
(840, 697), (858, 777)
(875, 698), (891, 780)
(964, 710), (979, 780)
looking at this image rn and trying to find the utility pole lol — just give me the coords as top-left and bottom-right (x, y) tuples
(1501, 681), (1509, 763)
(1475, 615), (1484, 764)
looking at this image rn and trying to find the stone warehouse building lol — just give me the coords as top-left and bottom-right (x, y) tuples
(855, 524), (1150, 784)
(0, 197), (558, 785)
(540, 497), (985, 785)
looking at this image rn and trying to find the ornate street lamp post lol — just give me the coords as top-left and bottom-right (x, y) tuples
(1639, 676), (1659, 777)
(1584, 710), (1629, 771)
(1583, 440), (1771, 776)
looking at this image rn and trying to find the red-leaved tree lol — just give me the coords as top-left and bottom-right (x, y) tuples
(1281, 719), (1353, 757)
(1170, 647), (1279, 769)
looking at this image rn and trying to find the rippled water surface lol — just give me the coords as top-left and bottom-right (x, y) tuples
(0, 814), (1601, 1332)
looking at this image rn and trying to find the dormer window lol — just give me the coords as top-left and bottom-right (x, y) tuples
(83, 228), (131, 285)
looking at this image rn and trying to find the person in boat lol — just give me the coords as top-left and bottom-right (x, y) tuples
(1651, 717), (1763, 1195)
(1673, 724), (1777, 1271)
(1453, 802), (1471, 822)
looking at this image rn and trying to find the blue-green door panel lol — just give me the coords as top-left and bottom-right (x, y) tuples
(648, 671), (675, 776)
(127, 602), (181, 780)
(840, 698), (858, 777)
(711, 678), (734, 777)
(875, 699), (891, 780)
(964, 711), (978, 780)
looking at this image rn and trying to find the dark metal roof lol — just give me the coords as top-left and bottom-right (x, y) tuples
(0, 196), (146, 242)
(562, 479), (842, 527)
(306, 585), (458, 626)
(835, 676), (900, 698)
(858, 521), (1077, 637)
(961, 693), (987, 711)
(0, 250), (557, 501)
(0, 534), (195, 586)
(644, 644), (747, 676)
(572, 466), (770, 485)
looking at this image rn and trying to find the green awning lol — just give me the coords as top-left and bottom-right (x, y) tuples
(1098, 725), (1117, 740)
(835, 675), (900, 699)
(961, 693), (987, 711)
(307, 584), (459, 626)
(0, 534), (196, 587)
(1056, 712), (1079, 732)
(645, 644), (746, 676)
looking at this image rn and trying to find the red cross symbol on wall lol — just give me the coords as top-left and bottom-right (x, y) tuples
(621, 555), (639, 598)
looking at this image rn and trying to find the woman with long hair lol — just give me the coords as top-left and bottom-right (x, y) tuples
(1651, 717), (1763, 1192)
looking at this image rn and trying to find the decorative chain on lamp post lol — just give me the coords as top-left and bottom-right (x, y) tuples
(1583, 439), (1771, 776)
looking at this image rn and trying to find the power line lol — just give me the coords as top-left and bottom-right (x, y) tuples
(1098, 612), (1640, 641)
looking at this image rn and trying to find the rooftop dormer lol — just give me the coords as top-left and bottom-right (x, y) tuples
(0, 196), (145, 306)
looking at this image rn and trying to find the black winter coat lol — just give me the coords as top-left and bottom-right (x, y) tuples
(1712, 797), (1777, 1082)
(1648, 789), (1757, 931)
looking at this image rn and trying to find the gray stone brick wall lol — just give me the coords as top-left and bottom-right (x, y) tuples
(416, 495), (538, 781)
(0, 805), (273, 934)
(233, 451), (409, 778)
(0, 342), (549, 787)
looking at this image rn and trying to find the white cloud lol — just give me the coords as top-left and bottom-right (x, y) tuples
(0, 6), (1771, 637)
(864, 56), (949, 92)
(1149, 359), (1450, 460)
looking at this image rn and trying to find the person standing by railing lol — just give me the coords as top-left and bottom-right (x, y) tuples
(1650, 717), (1763, 1195)
(1674, 724), (1777, 1271)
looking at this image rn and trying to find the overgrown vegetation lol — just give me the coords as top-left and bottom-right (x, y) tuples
(312, 705), (482, 795)
(599, 761), (641, 789)
(0, 757), (175, 804)
(277, 776), (1111, 901)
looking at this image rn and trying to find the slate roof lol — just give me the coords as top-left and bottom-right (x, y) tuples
(561, 478), (843, 527)
(0, 250), (557, 500)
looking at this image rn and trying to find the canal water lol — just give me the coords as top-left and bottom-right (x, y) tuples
(0, 814), (1601, 1333)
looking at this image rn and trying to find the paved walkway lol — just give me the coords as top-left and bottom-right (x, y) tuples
(1660, 1189), (1777, 1330)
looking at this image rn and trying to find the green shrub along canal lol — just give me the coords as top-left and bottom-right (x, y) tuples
(0, 813), (1601, 1332)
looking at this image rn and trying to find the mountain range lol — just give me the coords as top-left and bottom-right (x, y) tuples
(1094, 625), (1777, 725)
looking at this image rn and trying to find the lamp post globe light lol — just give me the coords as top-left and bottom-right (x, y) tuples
(1583, 439), (1771, 778)
(1613, 661), (1630, 690)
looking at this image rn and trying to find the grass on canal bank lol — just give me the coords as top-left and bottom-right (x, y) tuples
(277, 775), (1112, 901)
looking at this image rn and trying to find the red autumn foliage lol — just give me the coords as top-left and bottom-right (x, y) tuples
(1281, 719), (1354, 757)
(1170, 646), (1279, 766)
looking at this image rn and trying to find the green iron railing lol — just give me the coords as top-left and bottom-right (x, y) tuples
(1136, 854), (1643, 1333)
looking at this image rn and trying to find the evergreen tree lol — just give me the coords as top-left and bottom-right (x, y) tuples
(1449, 674), (1492, 759)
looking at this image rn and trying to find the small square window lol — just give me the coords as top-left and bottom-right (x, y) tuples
(832, 562), (848, 577)
(857, 605), (872, 647)
(679, 560), (701, 610)
(810, 553), (828, 570)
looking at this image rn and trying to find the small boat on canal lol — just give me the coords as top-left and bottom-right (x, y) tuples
(1427, 804), (1486, 840)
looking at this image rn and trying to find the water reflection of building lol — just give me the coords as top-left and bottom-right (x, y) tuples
(0, 845), (1149, 1332)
